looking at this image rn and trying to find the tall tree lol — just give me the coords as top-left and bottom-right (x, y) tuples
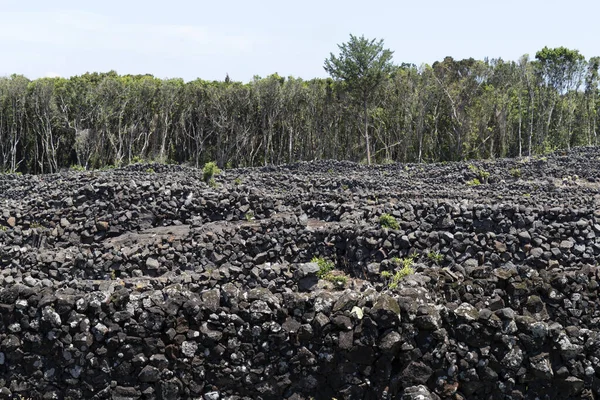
(324, 34), (394, 164)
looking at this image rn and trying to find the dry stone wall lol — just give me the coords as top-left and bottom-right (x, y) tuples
(1, 148), (600, 399)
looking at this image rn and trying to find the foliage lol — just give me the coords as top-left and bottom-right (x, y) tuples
(466, 178), (481, 186)
(324, 34), (394, 165)
(468, 164), (490, 183)
(203, 161), (221, 183)
(312, 256), (335, 278)
(379, 213), (399, 229)
(69, 164), (86, 172)
(509, 167), (522, 178)
(311, 256), (347, 288)
(386, 256), (415, 289)
(245, 211), (254, 221)
(427, 251), (444, 265)
(0, 45), (599, 174)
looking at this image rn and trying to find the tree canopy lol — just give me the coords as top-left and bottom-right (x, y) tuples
(0, 44), (598, 174)
(324, 35), (395, 164)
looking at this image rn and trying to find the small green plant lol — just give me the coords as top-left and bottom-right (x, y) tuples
(379, 213), (399, 230)
(245, 211), (254, 221)
(523, 193), (531, 198)
(70, 164), (86, 172)
(466, 178), (481, 186)
(388, 257), (415, 289)
(509, 168), (521, 178)
(208, 178), (218, 188)
(203, 161), (221, 183)
(226, 161), (233, 169)
(427, 251), (444, 265)
(312, 256), (335, 278)
(30, 222), (42, 229)
(145, 167), (155, 173)
(380, 270), (392, 279)
(131, 155), (145, 164)
(392, 254), (416, 268)
(0, 225), (7, 232)
(468, 164), (490, 183)
(233, 177), (242, 185)
(327, 274), (347, 286)
(311, 256), (347, 287)
(341, 184), (349, 190)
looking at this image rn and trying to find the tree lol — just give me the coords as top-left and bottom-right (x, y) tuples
(324, 34), (394, 165)
(535, 47), (586, 150)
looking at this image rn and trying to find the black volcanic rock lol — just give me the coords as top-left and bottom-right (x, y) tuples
(1, 148), (600, 399)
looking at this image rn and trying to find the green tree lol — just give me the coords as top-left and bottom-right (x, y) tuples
(324, 34), (394, 165)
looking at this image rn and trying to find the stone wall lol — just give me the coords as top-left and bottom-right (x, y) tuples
(1, 148), (600, 399)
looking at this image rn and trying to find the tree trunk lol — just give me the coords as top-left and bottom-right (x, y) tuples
(364, 98), (371, 165)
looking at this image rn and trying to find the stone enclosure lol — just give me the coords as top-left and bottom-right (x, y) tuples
(1, 148), (600, 399)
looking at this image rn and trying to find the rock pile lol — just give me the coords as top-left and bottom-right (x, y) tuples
(1, 148), (600, 399)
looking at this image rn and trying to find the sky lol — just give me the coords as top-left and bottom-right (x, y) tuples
(1, 0), (599, 82)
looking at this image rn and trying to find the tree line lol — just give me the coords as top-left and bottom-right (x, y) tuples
(0, 42), (598, 174)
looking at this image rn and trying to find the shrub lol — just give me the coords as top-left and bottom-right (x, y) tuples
(131, 155), (145, 164)
(203, 161), (221, 183)
(509, 167), (521, 178)
(70, 164), (86, 172)
(379, 213), (399, 230)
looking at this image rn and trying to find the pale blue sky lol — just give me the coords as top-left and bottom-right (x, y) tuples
(1, 0), (598, 82)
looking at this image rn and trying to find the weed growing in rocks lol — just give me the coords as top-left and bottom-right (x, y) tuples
(509, 167), (522, 178)
(427, 251), (444, 265)
(384, 256), (416, 289)
(311, 256), (347, 288)
(468, 164), (490, 183)
(245, 211), (254, 221)
(466, 178), (481, 186)
(203, 161), (221, 183)
(312, 256), (334, 278)
(379, 213), (399, 229)
(233, 177), (242, 185)
(145, 168), (155, 173)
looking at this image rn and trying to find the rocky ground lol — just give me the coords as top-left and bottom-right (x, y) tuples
(1, 148), (600, 400)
